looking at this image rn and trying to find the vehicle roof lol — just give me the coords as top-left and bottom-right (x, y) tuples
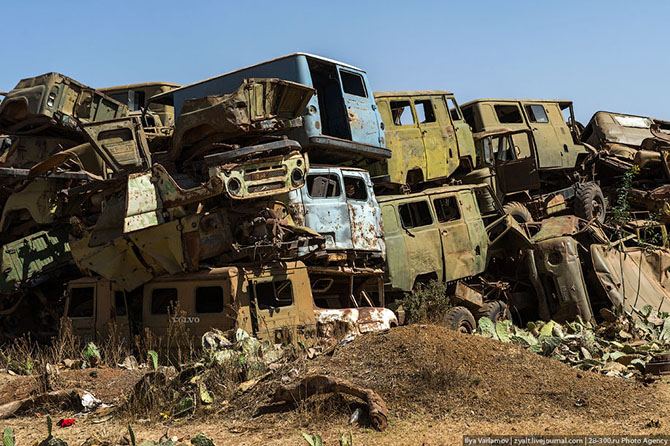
(374, 90), (453, 98)
(377, 183), (486, 203)
(462, 98), (573, 107)
(310, 165), (370, 173)
(100, 82), (181, 92)
(150, 53), (364, 105)
(473, 128), (532, 140)
(150, 260), (307, 282)
(590, 110), (659, 121)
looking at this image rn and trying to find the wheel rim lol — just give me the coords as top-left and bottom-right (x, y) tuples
(592, 198), (603, 220)
(458, 322), (473, 334)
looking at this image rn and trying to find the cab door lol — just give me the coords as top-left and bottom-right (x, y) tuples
(250, 275), (299, 343)
(521, 102), (563, 169)
(493, 132), (540, 193)
(337, 68), (381, 147)
(396, 199), (444, 288)
(298, 169), (351, 250)
(142, 284), (179, 338)
(445, 95), (477, 167)
(490, 102), (532, 159)
(379, 97), (425, 184)
(413, 96), (452, 181)
(95, 286), (131, 342)
(430, 193), (477, 281)
(65, 283), (97, 343)
(342, 170), (385, 253)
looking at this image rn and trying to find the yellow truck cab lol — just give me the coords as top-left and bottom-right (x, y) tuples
(371, 91), (475, 190)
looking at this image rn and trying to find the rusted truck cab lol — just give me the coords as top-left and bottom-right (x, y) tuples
(378, 183), (528, 331)
(379, 184), (494, 294)
(149, 53), (390, 164)
(100, 82), (181, 127)
(0, 72), (128, 132)
(64, 261), (397, 344)
(65, 276), (131, 343)
(581, 111), (670, 224)
(287, 166), (385, 265)
(459, 99), (605, 223)
(370, 91), (475, 189)
(461, 99), (587, 170)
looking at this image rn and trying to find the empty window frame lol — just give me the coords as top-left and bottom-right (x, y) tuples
(390, 101), (415, 126)
(414, 100), (436, 123)
(68, 287), (95, 318)
(195, 286), (224, 313)
(398, 200), (433, 229)
(447, 97), (463, 121)
(494, 135), (516, 161)
(343, 176), (368, 200)
(340, 71), (367, 97)
(151, 288), (178, 315)
(114, 291), (127, 317)
(433, 196), (461, 222)
(307, 174), (341, 198)
(255, 280), (294, 309)
(525, 104), (549, 123)
(495, 105), (523, 124)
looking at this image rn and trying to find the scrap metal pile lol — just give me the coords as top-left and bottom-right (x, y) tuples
(1, 53), (670, 347)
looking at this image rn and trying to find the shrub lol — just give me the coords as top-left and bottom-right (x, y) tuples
(398, 280), (452, 324)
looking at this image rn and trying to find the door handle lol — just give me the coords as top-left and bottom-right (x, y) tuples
(441, 230), (449, 235)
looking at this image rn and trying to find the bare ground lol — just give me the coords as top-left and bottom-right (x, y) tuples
(2, 325), (668, 445)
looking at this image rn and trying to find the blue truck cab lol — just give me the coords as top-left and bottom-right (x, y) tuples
(150, 53), (389, 163)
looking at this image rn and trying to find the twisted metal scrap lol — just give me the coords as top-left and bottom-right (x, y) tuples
(270, 374), (388, 431)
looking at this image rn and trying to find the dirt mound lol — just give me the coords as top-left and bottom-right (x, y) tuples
(308, 325), (660, 422)
(0, 367), (145, 406)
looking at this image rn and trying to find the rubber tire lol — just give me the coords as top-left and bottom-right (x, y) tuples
(575, 182), (606, 223)
(503, 201), (534, 224)
(475, 300), (511, 323)
(443, 306), (476, 334)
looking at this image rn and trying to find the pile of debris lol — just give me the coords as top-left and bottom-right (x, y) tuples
(477, 306), (670, 378)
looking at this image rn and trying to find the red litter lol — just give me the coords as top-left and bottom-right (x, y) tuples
(57, 418), (75, 427)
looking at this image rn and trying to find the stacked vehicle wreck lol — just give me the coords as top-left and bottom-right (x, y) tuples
(1, 52), (669, 345)
(0, 62), (396, 342)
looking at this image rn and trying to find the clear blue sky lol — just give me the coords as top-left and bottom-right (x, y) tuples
(1, 1), (667, 123)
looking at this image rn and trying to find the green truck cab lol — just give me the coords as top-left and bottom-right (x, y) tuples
(370, 91), (475, 190)
(459, 99), (605, 223)
(461, 99), (586, 169)
(378, 183), (528, 331)
(64, 261), (398, 344)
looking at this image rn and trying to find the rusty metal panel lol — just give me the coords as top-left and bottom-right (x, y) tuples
(82, 117), (151, 173)
(533, 236), (594, 323)
(124, 171), (163, 233)
(315, 307), (397, 338)
(590, 244), (670, 315)
(0, 229), (72, 294)
(342, 169), (385, 255)
(0, 179), (60, 231)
